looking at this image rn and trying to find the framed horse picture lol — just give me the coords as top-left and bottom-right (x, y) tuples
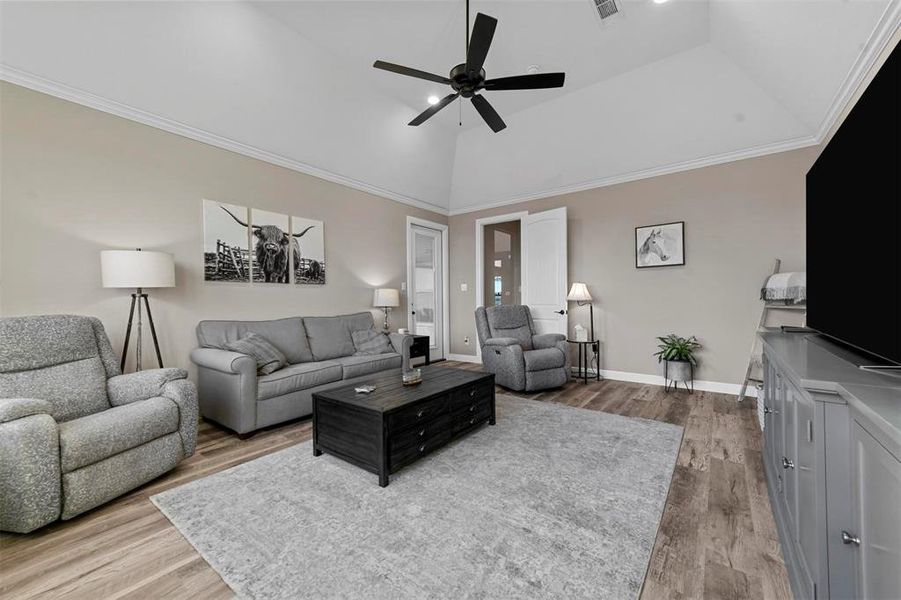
(635, 221), (685, 268)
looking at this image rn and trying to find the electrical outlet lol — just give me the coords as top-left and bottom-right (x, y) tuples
(464, 337), (470, 345)
(400, 282), (406, 291)
(460, 283), (468, 292)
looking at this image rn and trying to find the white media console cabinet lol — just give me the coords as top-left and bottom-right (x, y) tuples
(760, 332), (900, 600)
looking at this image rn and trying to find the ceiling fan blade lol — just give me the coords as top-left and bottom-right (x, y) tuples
(471, 94), (506, 133)
(409, 93), (460, 126)
(483, 72), (566, 91)
(465, 13), (497, 78)
(373, 60), (451, 85)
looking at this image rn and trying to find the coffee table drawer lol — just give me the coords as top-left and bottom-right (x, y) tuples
(386, 396), (448, 430)
(390, 428), (452, 471)
(452, 403), (492, 434)
(451, 380), (493, 407)
(389, 414), (451, 453)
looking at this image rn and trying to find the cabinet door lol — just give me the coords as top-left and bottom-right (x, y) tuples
(772, 370), (786, 494)
(793, 386), (819, 598)
(849, 421), (901, 600)
(780, 378), (797, 524)
(762, 356), (777, 473)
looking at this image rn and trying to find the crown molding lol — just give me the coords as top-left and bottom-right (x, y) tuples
(813, 0), (901, 145)
(0, 65), (450, 216)
(447, 134), (818, 216)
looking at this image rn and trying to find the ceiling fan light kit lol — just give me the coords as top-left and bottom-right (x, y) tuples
(373, 0), (566, 133)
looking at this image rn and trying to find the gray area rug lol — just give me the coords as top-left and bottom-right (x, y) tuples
(152, 395), (683, 599)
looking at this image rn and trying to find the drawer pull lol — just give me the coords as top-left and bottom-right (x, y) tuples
(418, 444), (426, 453)
(469, 417), (476, 425)
(764, 405), (773, 415)
(469, 404), (476, 412)
(418, 429), (426, 437)
(841, 531), (861, 546)
(782, 456), (795, 470)
(417, 410), (425, 418)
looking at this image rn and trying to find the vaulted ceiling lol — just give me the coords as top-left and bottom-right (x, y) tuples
(1, 1), (898, 214)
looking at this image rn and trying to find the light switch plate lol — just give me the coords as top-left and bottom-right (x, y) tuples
(460, 283), (468, 292)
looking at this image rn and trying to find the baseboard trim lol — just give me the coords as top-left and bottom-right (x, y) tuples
(447, 353), (481, 364)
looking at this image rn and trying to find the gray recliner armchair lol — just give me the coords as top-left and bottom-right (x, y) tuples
(475, 305), (570, 392)
(0, 315), (198, 533)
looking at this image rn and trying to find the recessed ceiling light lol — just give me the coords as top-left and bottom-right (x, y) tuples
(653, 0), (670, 4)
(427, 95), (440, 105)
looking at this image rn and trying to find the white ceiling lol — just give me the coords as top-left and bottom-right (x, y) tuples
(1, 1), (898, 214)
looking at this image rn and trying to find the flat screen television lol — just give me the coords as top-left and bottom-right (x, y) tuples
(806, 42), (900, 366)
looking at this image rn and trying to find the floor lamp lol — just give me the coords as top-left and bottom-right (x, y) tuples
(101, 249), (175, 371)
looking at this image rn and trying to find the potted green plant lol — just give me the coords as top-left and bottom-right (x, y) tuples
(654, 334), (701, 386)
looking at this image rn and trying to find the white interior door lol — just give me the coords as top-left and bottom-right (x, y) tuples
(522, 207), (568, 335)
(408, 224), (445, 362)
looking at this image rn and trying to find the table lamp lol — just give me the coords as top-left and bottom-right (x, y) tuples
(567, 282), (595, 342)
(373, 288), (400, 332)
(101, 248), (175, 371)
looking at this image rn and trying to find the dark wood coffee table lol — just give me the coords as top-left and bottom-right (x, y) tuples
(312, 367), (495, 487)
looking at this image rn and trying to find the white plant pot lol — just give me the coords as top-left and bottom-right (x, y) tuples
(664, 359), (693, 382)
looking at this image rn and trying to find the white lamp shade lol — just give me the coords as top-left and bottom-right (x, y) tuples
(566, 282), (592, 302)
(101, 250), (175, 288)
(373, 288), (400, 308)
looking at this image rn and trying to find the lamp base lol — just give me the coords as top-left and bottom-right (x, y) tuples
(121, 290), (164, 372)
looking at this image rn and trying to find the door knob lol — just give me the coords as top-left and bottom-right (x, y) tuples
(764, 405), (773, 414)
(782, 456), (795, 469)
(841, 531), (861, 546)
(554, 309), (566, 315)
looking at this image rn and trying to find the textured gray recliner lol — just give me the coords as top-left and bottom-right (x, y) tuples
(191, 312), (412, 436)
(0, 315), (198, 533)
(475, 305), (570, 392)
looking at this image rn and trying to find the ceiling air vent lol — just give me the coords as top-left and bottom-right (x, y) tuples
(592, 0), (620, 20)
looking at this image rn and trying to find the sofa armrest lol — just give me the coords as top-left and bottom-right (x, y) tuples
(388, 333), (414, 372)
(107, 368), (188, 406)
(161, 378), (199, 457)
(484, 337), (521, 347)
(190, 348), (256, 374)
(532, 333), (566, 350)
(190, 348), (258, 435)
(0, 397), (53, 424)
(0, 407), (61, 532)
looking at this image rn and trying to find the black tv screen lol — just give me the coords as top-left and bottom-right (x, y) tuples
(807, 42), (900, 365)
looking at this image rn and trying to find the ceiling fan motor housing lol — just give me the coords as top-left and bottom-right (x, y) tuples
(450, 63), (486, 98)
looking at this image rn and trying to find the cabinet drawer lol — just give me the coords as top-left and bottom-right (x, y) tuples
(452, 404), (492, 435)
(390, 428), (451, 471)
(389, 413), (451, 452)
(387, 395), (448, 430)
(451, 381), (493, 407)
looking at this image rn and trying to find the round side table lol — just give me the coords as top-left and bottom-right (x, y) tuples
(567, 339), (600, 384)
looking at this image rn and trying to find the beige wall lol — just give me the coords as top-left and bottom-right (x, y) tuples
(0, 83), (446, 373)
(449, 147), (819, 385)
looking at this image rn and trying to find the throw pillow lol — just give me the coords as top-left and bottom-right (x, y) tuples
(224, 333), (287, 375)
(351, 328), (391, 356)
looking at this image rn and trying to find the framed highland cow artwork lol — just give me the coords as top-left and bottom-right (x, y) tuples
(203, 199), (251, 282)
(635, 221), (685, 268)
(250, 209), (292, 284)
(292, 216), (325, 285)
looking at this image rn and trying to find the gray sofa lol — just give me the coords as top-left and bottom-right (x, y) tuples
(0, 315), (198, 533)
(191, 312), (411, 435)
(475, 305), (570, 392)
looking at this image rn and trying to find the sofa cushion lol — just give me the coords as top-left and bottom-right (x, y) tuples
(351, 329), (392, 356)
(0, 357), (110, 422)
(332, 353), (402, 380)
(224, 333), (287, 375)
(196, 317), (313, 364)
(58, 396), (179, 472)
(523, 348), (566, 372)
(303, 313), (374, 361)
(257, 362), (343, 401)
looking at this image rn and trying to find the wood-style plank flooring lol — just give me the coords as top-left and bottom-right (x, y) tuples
(0, 362), (790, 599)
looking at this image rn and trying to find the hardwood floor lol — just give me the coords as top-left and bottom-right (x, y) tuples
(0, 363), (790, 599)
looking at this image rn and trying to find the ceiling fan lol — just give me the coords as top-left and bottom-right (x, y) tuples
(372, 0), (565, 133)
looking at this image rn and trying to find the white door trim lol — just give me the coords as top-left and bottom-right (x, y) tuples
(406, 216), (450, 361)
(474, 211), (529, 359)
